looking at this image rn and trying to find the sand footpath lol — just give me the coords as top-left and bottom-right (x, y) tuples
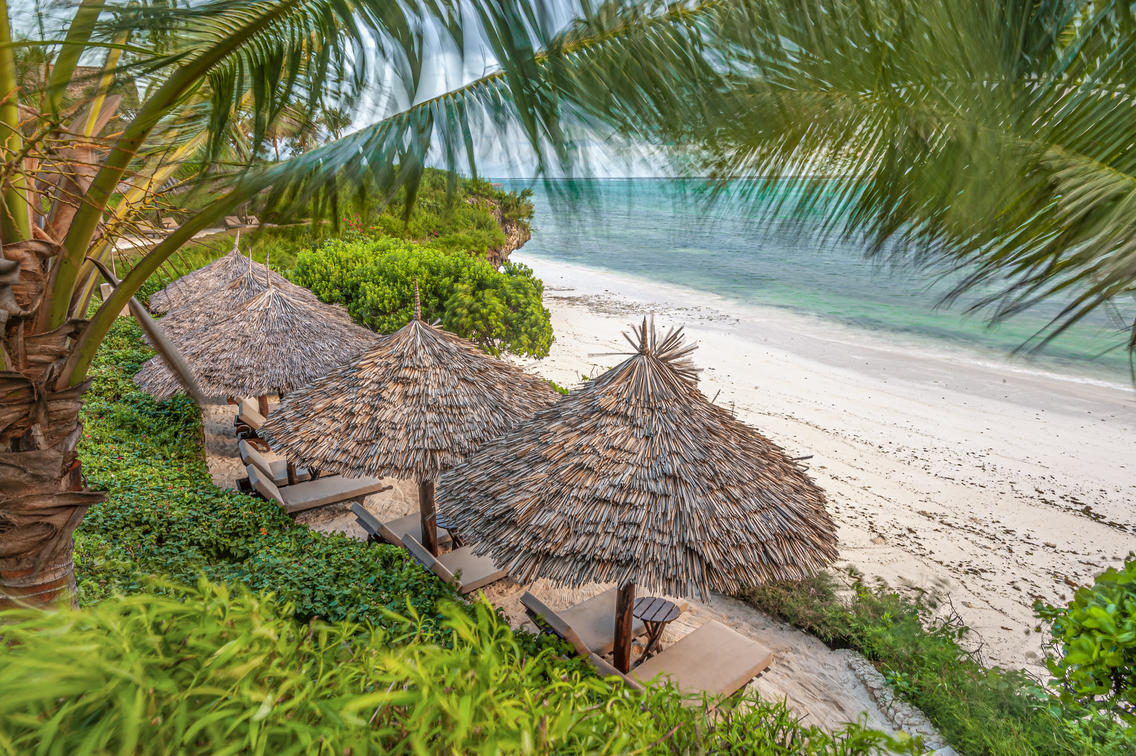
(511, 253), (1136, 674)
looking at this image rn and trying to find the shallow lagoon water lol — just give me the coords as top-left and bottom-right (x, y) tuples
(504, 178), (1134, 382)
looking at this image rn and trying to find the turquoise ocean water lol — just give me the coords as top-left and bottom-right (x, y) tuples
(503, 178), (1134, 382)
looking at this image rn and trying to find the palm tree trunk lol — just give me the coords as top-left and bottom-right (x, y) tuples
(0, 258), (103, 608)
(0, 379), (102, 609)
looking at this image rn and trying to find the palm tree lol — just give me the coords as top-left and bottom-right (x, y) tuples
(684, 0), (1136, 359)
(5, 0), (1133, 607)
(0, 0), (718, 606)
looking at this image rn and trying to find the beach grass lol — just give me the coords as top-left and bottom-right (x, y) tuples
(739, 572), (1133, 755)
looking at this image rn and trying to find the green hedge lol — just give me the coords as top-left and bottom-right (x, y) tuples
(292, 238), (553, 358)
(163, 168), (533, 274)
(740, 571), (1135, 755)
(75, 317), (454, 631)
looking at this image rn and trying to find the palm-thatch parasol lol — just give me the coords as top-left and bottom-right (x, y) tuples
(134, 276), (378, 404)
(146, 263), (269, 346)
(150, 236), (353, 324)
(259, 287), (558, 555)
(147, 233), (286, 314)
(440, 318), (838, 671)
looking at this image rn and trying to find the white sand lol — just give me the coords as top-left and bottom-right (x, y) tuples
(510, 253), (1136, 674)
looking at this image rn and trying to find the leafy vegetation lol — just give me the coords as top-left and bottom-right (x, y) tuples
(292, 238), (553, 358)
(1038, 556), (1136, 733)
(740, 571), (1135, 755)
(0, 582), (919, 755)
(75, 317), (454, 631)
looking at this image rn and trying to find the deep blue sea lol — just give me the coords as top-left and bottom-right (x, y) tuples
(502, 178), (1134, 382)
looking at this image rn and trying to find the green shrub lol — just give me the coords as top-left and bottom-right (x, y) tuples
(0, 581), (917, 755)
(741, 571), (1133, 755)
(76, 317), (454, 631)
(1038, 556), (1136, 732)
(293, 238), (553, 357)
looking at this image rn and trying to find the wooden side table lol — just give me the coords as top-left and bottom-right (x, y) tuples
(633, 596), (680, 663)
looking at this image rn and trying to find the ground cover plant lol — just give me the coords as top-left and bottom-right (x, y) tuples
(1038, 556), (1136, 735)
(292, 237), (553, 357)
(740, 571), (1135, 755)
(0, 582), (920, 755)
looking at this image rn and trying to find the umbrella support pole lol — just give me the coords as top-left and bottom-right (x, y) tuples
(419, 480), (440, 556)
(613, 582), (636, 673)
(257, 395), (270, 417)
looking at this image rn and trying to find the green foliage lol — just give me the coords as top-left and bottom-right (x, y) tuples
(741, 571), (1134, 755)
(0, 582), (916, 755)
(293, 238), (553, 358)
(1038, 556), (1136, 732)
(76, 317), (454, 631)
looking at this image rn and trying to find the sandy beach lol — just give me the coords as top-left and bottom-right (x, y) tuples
(509, 253), (1136, 674)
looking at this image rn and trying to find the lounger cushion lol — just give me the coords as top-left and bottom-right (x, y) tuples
(351, 506), (451, 548)
(520, 592), (593, 657)
(632, 620), (773, 699)
(402, 535), (506, 595)
(560, 589), (648, 655)
(238, 440), (310, 485)
(246, 465), (386, 514)
(237, 398), (266, 431)
(376, 513), (452, 549)
(441, 546), (508, 594)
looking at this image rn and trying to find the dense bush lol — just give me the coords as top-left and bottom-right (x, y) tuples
(75, 317), (454, 631)
(1038, 556), (1136, 732)
(741, 571), (1134, 755)
(0, 582), (918, 755)
(293, 237), (553, 357)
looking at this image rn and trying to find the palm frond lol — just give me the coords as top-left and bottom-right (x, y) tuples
(687, 0), (1136, 355)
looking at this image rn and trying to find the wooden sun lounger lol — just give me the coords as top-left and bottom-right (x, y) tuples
(401, 534), (507, 595)
(522, 589), (645, 655)
(238, 439), (312, 486)
(350, 503), (451, 549)
(234, 397), (266, 438)
(246, 464), (389, 515)
(523, 592), (770, 700)
(630, 620), (773, 700)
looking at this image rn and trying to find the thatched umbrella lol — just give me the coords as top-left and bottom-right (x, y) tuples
(134, 277), (378, 404)
(259, 290), (558, 555)
(440, 319), (837, 672)
(147, 234), (288, 314)
(146, 263), (268, 346)
(150, 237), (352, 324)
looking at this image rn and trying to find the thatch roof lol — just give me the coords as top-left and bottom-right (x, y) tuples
(440, 319), (838, 600)
(146, 265), (269, 345)
(259, 314), (558, 481)
(148, 237), (344, 320)
(134, 282), (378, 400)
(147, 246), (358, 351)
(147, 240), (281, 314)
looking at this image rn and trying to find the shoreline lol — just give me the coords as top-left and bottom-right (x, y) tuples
(513, 252), (1136, 673)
